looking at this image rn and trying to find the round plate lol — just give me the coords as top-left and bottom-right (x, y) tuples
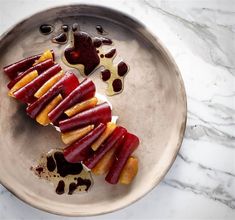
(0, 5), (187, 216)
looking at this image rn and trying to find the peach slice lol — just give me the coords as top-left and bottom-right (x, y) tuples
(64, 97), (98, 117)
(91, 122), (117, 151)
(119, 156), (138, 185)
(33, 50), (53, 66)
(8, 70), (38, 97)
(61, 125), (94, 145)
(92, 146), (116, 175)
(36, 94), (63, 126)
(34, 70), (64, 98)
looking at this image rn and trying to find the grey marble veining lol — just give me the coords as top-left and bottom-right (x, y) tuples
(0, 0), (235, 219)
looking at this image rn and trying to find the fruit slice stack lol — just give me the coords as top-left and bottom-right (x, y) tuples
(3, 50), (140, 185)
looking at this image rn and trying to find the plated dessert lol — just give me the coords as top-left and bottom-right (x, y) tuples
(3, 49), (140, 195)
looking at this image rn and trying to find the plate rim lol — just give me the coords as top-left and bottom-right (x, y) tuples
(0, 3), (187, 217)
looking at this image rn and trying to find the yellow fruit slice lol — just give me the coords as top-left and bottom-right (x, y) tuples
(36, 94), (63, 126)
(64, 97), (98, 117)
(61, 125), (94, 145)
(33, 50), (53, 65)
(92, 147), (116, 175)
(34, 70), (64, 98)
(119, 157), (138, 185)
(8, 70), (38, 97)
(91, 122), (117, 151)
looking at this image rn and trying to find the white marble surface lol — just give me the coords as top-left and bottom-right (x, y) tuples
(0, 0), (234, 219)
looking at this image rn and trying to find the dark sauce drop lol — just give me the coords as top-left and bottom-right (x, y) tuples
(40, 24), (53, 35)
(93, 37), (112, 48)
(96, 25), (107, 35)
(105, 49), (116, 58)
(117, 61), (128, 76)
(47, 155), (56, 172)
(77, 177), (92, 191)
(68, 182), (77, 195)
(35, 167), (43, 175)
(52, 33), (67, 44)
(101, 37), (112, 45)
(56, 180), (65, 195)
(72, 23), (79, 32)
(54, 152), (83, 177)
(64, 32), (100, 75)
(61, 25), (69, 32)
(101, 69), (111, 81)
(112, 79), (122, 92)
(100, 54), (104, 58)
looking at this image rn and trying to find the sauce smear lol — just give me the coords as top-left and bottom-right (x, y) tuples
(32, 149), (93, 195)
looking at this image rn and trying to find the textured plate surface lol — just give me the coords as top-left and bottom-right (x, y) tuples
(0, 5), (187, 216)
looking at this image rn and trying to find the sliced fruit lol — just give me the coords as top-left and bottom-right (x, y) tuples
(61, 70), (80, 97)
(33, 50), (54, 65)
(26, 72), (79, 119)
(8, 70), (38, 97)
(83, 126), (127, 169)
(64, 97), (98, 117)
(119, 156), (138, 185)
(14, 64), (62, 103)
(36, 94), (63, 126)
(91, 122), (117, 151)
(4, 54), (41, 80)
(105, 133), (139, 184)
(7, 59), (54, 89)
(48, 78), (95, 124)
(61, 125), (94, 145)
(59, 102), (111, 133)
(64, 123), (106, 163)
(34, 70), (64, 98)
(91, 144), (117, 175)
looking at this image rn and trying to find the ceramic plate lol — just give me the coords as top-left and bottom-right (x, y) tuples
(0, 5), (187, 216)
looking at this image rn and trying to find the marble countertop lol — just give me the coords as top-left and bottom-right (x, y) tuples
(0, 0), (234, 219)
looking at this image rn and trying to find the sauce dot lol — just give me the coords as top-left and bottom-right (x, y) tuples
(100, 54), (104, 58)
(72, 23), (79, 32)
(61, 25), (69, 32)
(39, 24), (53, 35)
(105, 49), (116, 58)
(96, 25), (104, 34)
(68, 182), (77, 195)
(52, 33), (67, 44)
(112, 79), (122, 92)
(36, 167), (43, 174)
(101, 69), (111, 81)
(117, 61), (128, 76)
(46, 155), (56, 172)
(56, 180), (65, 195)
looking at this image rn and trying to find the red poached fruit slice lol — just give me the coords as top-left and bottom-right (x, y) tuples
(59, 102), (112, 133)
(4, 54), (41, 80)
(63, 123), (106, 163)
(105, 132), (140, 184)
(48, 78), (96, 124)
(83, 127), (127, 169)
(4, 50), (54, 80)
(14, 64), (62, 104)
(26, 72), (79, 119)
(7, 59), (54, 89)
